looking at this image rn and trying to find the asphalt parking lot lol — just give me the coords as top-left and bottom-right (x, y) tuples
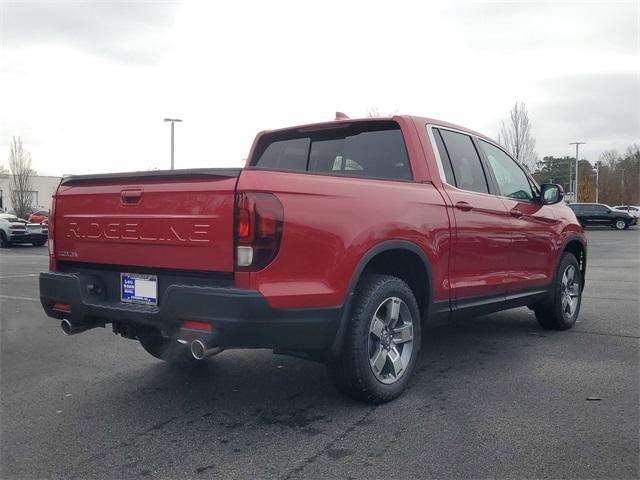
(1, 228), (638, 480)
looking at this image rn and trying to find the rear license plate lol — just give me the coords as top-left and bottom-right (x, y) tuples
(121, 273), (158, 305)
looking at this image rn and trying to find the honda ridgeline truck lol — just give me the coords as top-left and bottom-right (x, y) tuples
(40, 115), (586, 403)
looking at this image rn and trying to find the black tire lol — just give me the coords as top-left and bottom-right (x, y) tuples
(327, 274), (421, 404)
(139, 335), (199, 365)
(534, 252), (582, 330)
(613, 218), (627, 230)
(0, 232), (10, 248)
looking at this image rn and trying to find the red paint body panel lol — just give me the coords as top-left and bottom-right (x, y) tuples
(440, 185), (513, 299)
(235, 169), (451, 308)
(55, 176), (237, 272)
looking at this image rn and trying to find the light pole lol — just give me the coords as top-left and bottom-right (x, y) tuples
(568, 158), (573, 200)
(164, 118), (182, 170)
(595, 161), (600, 203)
(569, 142), (586, 202)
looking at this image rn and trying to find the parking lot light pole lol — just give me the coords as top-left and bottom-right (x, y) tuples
(164, 118), (182, 170)
(569, 142), (586, 203)
(595, 161), (600, 203)
(568, 159), (573, 201)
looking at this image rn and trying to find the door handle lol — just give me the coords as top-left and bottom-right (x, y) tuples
(455, 201), (474, 212)
(510, 208), (523, 218)
(121, 189), (143, 205)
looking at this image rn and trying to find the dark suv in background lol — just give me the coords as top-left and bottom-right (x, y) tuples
(569, 203), (636, 230)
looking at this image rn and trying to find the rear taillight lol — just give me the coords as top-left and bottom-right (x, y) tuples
(234, 192), (283, 271)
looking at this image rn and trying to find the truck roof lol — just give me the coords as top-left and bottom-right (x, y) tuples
(259, 115), (497, 145)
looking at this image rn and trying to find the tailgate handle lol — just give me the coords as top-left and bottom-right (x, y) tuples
(121, 189), (143, 205)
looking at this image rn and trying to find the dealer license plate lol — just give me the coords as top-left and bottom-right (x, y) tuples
(121, 273), (158, 306)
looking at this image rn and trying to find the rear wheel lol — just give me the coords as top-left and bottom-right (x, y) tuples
(139, 335), (199, 365)
(327, 274), (421, 403)
(614, 219), (627, 230)
(534, 252), (582, 330)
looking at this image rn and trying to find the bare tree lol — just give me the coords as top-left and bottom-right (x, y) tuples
(599, 149), (619, 167)
(367, 107), (398, 118)
(498, 102), (538, 171)
(8, 137), (35, 218)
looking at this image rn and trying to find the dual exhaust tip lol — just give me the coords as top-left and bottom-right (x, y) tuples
(189, 339), (222, 360)
(60, 319), (93, 336)
(61, 320), (221, 360)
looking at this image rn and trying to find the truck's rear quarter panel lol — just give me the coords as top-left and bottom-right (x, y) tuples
(235, 169), (451, 309)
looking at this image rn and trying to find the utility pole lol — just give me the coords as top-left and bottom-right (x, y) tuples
(568, 159), (573, 202)
(569, 142), (586, 202)
(164, 118), (182, 170)
(595, 161), (600, 203)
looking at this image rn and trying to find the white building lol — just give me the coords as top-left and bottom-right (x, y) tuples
(0, 174), (62, 213)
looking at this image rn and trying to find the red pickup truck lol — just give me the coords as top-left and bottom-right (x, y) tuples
(40, 115), (586, 403)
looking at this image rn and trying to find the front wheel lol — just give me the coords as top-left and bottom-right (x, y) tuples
(614, 219), (627, 230)
(327, 274), (421, 404)
(534, 252), (582, 330)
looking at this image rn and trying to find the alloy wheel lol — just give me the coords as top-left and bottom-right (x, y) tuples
(560, 265), (580, 320)
(368, 297), (414, 385)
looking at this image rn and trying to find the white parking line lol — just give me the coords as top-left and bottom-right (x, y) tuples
(0, 295), (40, 302)
(0, 274), (40, 279)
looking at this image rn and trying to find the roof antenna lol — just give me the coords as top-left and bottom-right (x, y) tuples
(335, 112), (350, 120)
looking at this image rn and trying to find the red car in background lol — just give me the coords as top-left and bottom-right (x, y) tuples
(27, 210), (49, 224)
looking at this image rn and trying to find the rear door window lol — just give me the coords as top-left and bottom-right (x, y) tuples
(437, 129), (489, 194)
(252, 122), (412, 181)
(432, 129), (456, 185)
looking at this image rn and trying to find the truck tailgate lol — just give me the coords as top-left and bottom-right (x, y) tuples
(54, 169), (240, 272)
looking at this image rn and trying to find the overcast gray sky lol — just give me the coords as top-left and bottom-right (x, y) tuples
(1, 0), (638, 176)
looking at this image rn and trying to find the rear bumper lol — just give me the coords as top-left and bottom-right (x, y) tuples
(39, 272), (341, 351)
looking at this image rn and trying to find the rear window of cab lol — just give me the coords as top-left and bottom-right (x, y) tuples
(250, 121), (412, 181)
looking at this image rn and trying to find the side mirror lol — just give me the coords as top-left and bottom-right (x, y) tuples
(540, 183), (564, 205)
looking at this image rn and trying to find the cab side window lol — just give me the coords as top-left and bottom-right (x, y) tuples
(594, 205), (609, 213)
(479, 140), (535, 201)
(437, 129), (489, 194)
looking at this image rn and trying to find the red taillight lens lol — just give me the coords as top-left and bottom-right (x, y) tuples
(181, 320), (213, 332)
(235, 192), (283, 271)
(237, 207), (251, 239)
(53, 302), (71, 313)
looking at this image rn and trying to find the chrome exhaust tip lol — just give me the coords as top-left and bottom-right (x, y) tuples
(190, 339), (222, 360)
(60, 319), (91, 336)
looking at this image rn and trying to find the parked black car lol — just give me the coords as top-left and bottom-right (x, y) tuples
(568, 203), (636, 230)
